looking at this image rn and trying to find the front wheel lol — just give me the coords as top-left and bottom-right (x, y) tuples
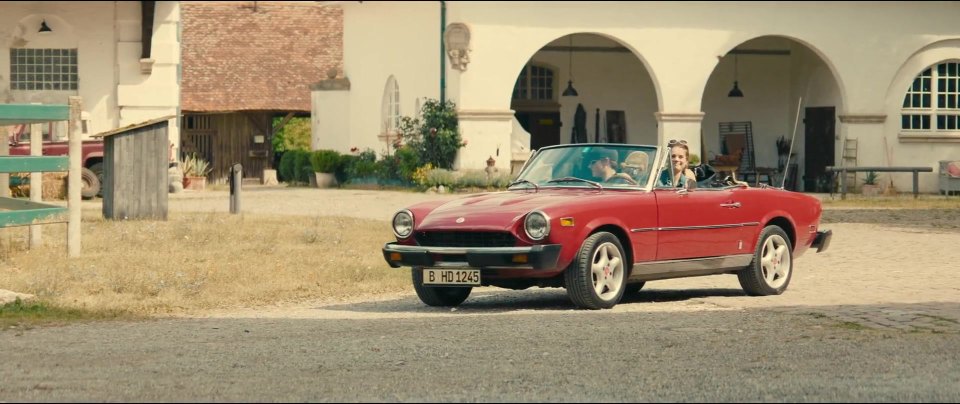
(411, 268), (472, 307)
(565, 232), (628, 309)
(89, 162), (104, 197)
(738, 225), (793, 296)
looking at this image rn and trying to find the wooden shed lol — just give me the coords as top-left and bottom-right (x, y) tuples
(96, 116), (174, 220)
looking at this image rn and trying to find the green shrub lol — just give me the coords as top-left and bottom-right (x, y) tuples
(397, 99), (464, 170)
(425, 168), (457, 188)
(293, 150), (312, 184)
(337, 154), (356, 184)
(489, 172), (513, 188)
(278, 151), (296, 182)
(345, 148), (378, 179)
(395, 145), (421, 183)
(310, 149), (341, 173)
(456, 169), (490, 189)
(375, 154), (402, 183)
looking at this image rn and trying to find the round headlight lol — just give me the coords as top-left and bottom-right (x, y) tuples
(392, 209), (414, 238)
(524, 210), (550, 241)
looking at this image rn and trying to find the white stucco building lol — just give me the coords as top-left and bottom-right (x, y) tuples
(313, 1), (960, 193)
(1, 1), (180, 151)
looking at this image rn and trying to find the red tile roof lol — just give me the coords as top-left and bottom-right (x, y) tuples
(181, 2), (342, 112)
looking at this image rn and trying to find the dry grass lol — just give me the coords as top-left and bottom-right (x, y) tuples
(0, 211), (409, 315)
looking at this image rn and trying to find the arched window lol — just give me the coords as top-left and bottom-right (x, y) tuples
(381, 76), (400, 135)
(512, 64), (555, 101)
(901, 62), (960, 131)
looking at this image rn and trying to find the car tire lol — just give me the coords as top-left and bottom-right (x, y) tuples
(89, 162), (104, 197)
(80, 167), (100, 200)
(738, 225), (793, 296)
(411, 268), (472, 307)
(623, 281), (646, 295)
(565, 232), (627, 310)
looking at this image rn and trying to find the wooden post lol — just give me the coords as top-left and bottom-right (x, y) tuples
(67, 97), (82, 257)
(29, 123), (43, 248)
(913, 170), (920, 199)
(230, 163), (242, 214)
(0, 126), (8, 198)
(839, 168), (848, 200)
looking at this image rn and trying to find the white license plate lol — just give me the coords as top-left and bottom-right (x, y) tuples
(423, 269), (480, 286)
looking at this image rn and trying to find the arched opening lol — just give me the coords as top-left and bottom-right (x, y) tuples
(509, 33), (659, 153)
(701, 36), (843, 192)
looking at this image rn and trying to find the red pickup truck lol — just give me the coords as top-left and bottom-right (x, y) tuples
(8, 137), (104, 199)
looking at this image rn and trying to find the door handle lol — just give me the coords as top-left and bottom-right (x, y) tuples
(720, 202), (741, 208)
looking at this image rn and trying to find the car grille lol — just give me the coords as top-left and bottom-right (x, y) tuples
(415, 231), (517, 248)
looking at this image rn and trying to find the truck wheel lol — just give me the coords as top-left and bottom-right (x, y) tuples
(80, 167), (100, 199)
(89, 162), (104, 197)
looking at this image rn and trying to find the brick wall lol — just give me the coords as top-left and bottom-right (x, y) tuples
(181, 2), (343, 112)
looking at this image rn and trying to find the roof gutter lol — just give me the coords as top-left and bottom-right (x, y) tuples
(440, 0), (446, 104)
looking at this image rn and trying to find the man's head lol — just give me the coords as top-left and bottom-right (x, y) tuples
(585, 148), (618, 178)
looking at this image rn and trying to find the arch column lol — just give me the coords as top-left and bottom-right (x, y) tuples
(655, 112), (705, 160)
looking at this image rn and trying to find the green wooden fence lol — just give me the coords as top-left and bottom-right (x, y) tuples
(0, 103), (71, 228)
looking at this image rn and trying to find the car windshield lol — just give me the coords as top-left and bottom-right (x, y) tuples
(511, 144), (658, 189)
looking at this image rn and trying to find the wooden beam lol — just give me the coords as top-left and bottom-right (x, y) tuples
(0, 156), (69, 173)
(0, 104), (69, 125)
(271, 112), (296, 134)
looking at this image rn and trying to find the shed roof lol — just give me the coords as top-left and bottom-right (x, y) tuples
(180, 2), (343, 113)
(92, 115), (175, 138)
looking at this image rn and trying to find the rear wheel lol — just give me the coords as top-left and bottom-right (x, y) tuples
(738, 225), (793, 296)
(565, 232), (627, 309)
(411, 268), (472, 307)
(89, 162), (104, 197)
(80, 167), (100, 200)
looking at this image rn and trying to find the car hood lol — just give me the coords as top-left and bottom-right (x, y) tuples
(416, 189), (601, 231)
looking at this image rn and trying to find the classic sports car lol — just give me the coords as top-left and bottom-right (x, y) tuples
(383, 143), (832, 309)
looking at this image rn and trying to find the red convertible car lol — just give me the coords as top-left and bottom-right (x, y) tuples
(383, 143), (831, 309)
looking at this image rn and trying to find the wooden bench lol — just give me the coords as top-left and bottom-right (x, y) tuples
(825, 166), (933, 199)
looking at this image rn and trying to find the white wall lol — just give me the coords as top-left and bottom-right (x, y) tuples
(337, 1), (960, 192)
(341, 1), (440, 156)
(1, 1), (179, 146)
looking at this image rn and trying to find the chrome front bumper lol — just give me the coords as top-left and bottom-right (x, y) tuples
(382, 243), (562, 270)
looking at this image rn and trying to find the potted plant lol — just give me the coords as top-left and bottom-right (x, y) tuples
(310, 149), (341, 188)
(181, 154), (211, 191)
(861, 171), (880, 196)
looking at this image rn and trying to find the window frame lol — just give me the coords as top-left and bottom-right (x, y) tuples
(900, 61), (960, 134)
(512, 63), (557, 102)
(381, 76), (400, 136)
(9, 48), (79, 91)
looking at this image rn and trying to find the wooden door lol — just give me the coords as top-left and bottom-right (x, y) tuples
(516, 111), (561, 151)
(803, 107), (836, 192)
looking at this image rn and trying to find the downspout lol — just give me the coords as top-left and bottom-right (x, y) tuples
(440, 1), (446, 104)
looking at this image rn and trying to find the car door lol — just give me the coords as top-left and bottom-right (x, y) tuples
(654, 187), (745, 260)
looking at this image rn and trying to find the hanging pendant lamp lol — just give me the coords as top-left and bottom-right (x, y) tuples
(728, 54), (744, 98)
(562, 35), (579, 97)
(38, 20), (53, 34)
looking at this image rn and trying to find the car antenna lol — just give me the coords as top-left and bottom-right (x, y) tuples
(781, 97), (803, 190)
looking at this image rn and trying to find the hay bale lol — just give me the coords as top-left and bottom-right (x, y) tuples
(8, 173), (67, 200)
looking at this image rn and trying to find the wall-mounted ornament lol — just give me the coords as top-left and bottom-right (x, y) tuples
(444, 23), (471, 71)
